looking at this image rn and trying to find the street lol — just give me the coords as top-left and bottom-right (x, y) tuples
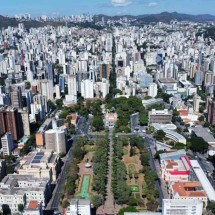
(47, 116), (87, 211)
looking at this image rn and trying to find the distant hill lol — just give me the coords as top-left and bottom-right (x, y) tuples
(95, 12), (215, 24)
(0, 12), (215, 29)
(0, 15), (107, 30)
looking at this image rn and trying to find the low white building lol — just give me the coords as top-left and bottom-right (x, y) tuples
(162, 199), (203, 215)
(0, 174), (51, 213)
(158, 78), (177, 95)
(66, 199), (91, 215)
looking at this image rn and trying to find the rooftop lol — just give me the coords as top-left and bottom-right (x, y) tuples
(159, 78), (177, 83)
(163, 198), (203, 206)
(28, 201), (39, 209)
(18, 150), (58, 167)
(163, 155), (191, 175)
(159, 149), (186, 160)
(190, 160), (215, 201)
(172, 181), (206, 197)
(192, 125), (215, 144)
(150, 109), (171, 115)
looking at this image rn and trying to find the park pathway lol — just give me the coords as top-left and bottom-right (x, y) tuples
(97, 128), (120, 214)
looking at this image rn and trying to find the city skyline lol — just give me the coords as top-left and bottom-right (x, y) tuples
(1, 0), (215, 16)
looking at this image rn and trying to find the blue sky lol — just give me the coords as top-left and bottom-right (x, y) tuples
(1, 0), (215, 16)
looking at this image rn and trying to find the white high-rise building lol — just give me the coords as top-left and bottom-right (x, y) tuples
(55, 84), (61, 99)
(67, 75), (77, 104)
(148, 83), (158, 98)
(81, 79), (94, 99)
(162, 199), (203, 215)
(66, 199), (91, 215)
(45, 127), (67, 154)
(102, 79), (109, 98)
(40, 80), (53, 101)
(193, 94), (201, 113)
(1, 133), (14, 156)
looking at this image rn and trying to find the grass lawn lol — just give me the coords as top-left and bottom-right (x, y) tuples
(130, 185), (139, 192)
(128, 164), (137, 175)
(84, 145), (96, 152)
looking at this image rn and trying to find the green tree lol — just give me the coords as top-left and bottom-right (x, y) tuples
(173, 108), (179, 117)
(18, 204), (24, 212)
(72, 146), (85, 160)
(91, 195), (103, 208)
(143, 96), (152, 100)
(92, 115), (104, 131)
(154, 130), (165, 140)
(198, 115), (204, 122)
(47, 100), (56, 111)
(139, 112), (148, 126)
(208, 201), (215, 214)
(79, 107), (88, 118)
(62, 200), (70, 208)
(59, 110), (69, 119)
(140, 153), (150, 166)
(0, 78), (6, 86)
(25, 81), (31, 89)
(154, 150), (165, 159)
(146, 200), (159, 211)
(189, 136), (208, 153)
(118, 206), (138, 215)
(203, 122), (210, 127)
(56, 99), (63, 108)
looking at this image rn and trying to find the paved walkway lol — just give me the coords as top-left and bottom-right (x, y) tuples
(97, 129), (120, 215)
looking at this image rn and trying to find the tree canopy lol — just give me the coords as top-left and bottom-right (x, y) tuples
(118, 206), (138, 215)
(189, 136), (208, 153)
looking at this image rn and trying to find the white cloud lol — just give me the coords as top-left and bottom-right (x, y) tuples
(148, 2), (158, 7)
(111, 0), (132, 7)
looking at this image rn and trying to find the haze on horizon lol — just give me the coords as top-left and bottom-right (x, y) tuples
(1, 0), (215, 17)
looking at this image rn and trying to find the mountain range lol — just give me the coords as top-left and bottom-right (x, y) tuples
(95, 12), (215, 24)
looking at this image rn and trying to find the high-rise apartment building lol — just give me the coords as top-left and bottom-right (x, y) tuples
(0, 107), (22, 141)
(66, 75), (77, 104)
(1, 132), (14, 156)
(10, 87), (23, 109)
(193, 94), (201, 113)
(207, 99), (215, 126)
(44, 127), (67, 154)
(148, 83), (158, 98)
(194, 70), (203, 86)
(81, 79), (94, 99)
(99, 64), (110, 80)
(19, 109), (30, 136)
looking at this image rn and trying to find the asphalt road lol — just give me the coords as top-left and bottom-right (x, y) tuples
(130, 113), (139, 132)
(48, 116), (86, 211)
(192, 152), (215, 189)
(144, 136), (164, 206)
